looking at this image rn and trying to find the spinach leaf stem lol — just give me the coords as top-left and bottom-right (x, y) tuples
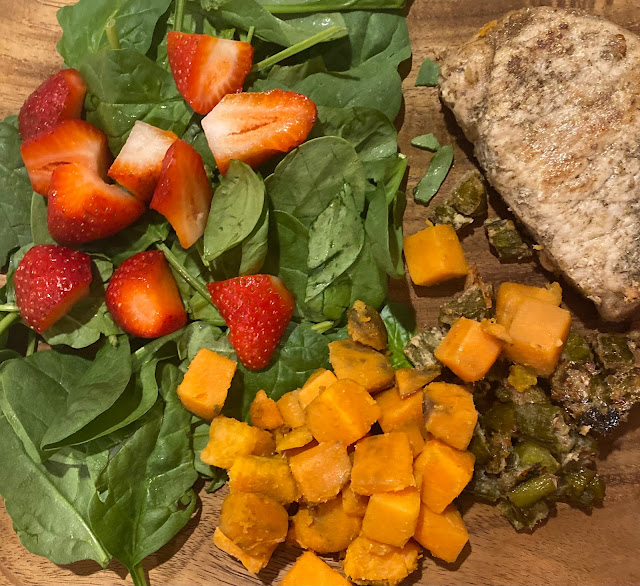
(105, 18), (121, 50)
(0, 312), (19, 337)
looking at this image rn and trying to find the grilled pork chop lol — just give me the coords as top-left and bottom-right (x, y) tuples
(440, 7), (640, 322)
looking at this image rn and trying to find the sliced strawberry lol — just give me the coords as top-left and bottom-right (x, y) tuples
(14, 244), (93, 333)
(105, 251), (187, 338)
(108, 121), (179, 203)
(207, 275), (295, 370)
(201, 89), (317, 175)
(149, 139), (212, 249)
(47, 163), (145, 245)
(20, 119), (111, 196)
(167, 31), (253, 115)
(18, 68), (87, 141)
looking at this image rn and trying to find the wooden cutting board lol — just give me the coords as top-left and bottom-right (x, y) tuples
(1, 1), (639, 585)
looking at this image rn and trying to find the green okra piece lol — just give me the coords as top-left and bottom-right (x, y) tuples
(514, 403), (575, 453)
(508, 473), (558, 508)
(594, 333), (635, 369)
(438, 284), (494, 327)
(404, 328), (444, 370)
(483, 403), (517, 435)
(562, 331), (594, 364)
(428, 201), (473, 231)
(451, 171), (488, 218)
(484, 218), (533, 261)
(513, 441), (560, 474)
(497, 498), (551, 531)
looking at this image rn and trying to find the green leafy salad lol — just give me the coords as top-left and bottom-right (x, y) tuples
(0, 0), (411, 583)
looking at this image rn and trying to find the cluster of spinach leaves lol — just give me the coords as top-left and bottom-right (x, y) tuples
(0, 0), (410, 583)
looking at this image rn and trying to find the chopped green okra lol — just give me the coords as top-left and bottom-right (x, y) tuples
(513, 441), (560, 474)
(450, 171), (488, 218)
(439, 284), (494, 327)
(508, 473), (558, 508)
(594, 333), (635, 369)
(428, 201), (473, 231)
(484, 218), (533, 261)
(403, 328), (444, 370)
(562, 332), (594, 364)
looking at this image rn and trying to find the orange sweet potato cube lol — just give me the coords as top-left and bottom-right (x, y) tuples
(351, 433), (415, 496)
(504, 298), (571, 376)
(404, 224), (469, 287)
(288, 441), (351, 504)
(342, 483), (369, 518)
(375, 386), (424, 433)
(329, 339), (395, 393)
(361, 487), (421, 548)
(250, 390), (284, 430)
(274, 425), (315, 453)
(395, 367), (439, 398)
(423, 382), (478, 451)
(277, 391), (306, 428)
(496, 282), (562, 329)
(298, 368), (337, 409)
(213, 527), (271, 575)
(201, 416), (275, 469)
(228, 455), (300, 504)
(305, 379), (381, 445)
(413, 503), (469, 563)
(343, 536), (421, 586)
(281, 551), (352, 586)
(396, 421), (427, 458)
(434, 317), (502, 383)
(414, 438), (475, 513)
(177, 348), (236, 419)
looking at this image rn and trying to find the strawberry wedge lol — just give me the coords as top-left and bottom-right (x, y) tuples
(201, 89), (317, 175)
(48, 163), (145, 245)
(18, 68), (87, 141)
(150, 140), (213, 249)
(167, 31), (253, 115)
(108, 121), (179, 203)
(20, 119), (111, 196)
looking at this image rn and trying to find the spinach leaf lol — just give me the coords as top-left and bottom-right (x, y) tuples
(239, 204), (269, 275)
(415, 57), (440, 87)
(132, 328), (186, 371)
(253, 0), (405, 11)
(0, 117), (34, 267)
(57, 0), (173, 68)
(30, 193), (55, 245)
(178, 322), (232, 363)
(411, 133), (440, 152)
(203, 161), (265, 263)
(380, 301), (416, 369)
(413, 145), (454, 204)
(364, 185), (404, 279)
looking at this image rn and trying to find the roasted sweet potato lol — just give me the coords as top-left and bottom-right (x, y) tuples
(413, 503), (469, 563)
(277, 391), (306, 428)
(288, 441), (351, 504)
(201, 416), (275, 469)
(495, 282), (562, 329)
(395, 367), (439, 398)
(306, 379), (381, 445)
(342, 482), (369, 518)
(361, 487), (421, 548)
(329, 339), (395, 393)
(291, 496), (362, 553)
(396, 421), (427, 457)
(280, 551), (352, 586)
(275, 426), (315, 453)
(213, 527), (271, 575)
(177, 348), (236, 419)
(342, 536), (421, 586)
(298, 369), (337, 410)
(423, 382), (478, 451)
(250, 390), (284, 430)
(228, 455), (300, 504)
(351, 433), (415, 496)
(375, 386), (424, 433)
(347, 300), (388, 351)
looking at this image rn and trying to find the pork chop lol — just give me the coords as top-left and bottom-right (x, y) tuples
(439, 7), (640, 322)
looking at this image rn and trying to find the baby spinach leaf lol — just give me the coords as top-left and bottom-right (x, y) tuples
(30, 193), (55, 245)
(178, 322), (231, 364)
(411, 133), (440, 151)
(132, 329), (185, 371)
(239, 204), (270, 275)
(203, 161), (265, 263)
(380, 301), (416, 369)
(57, 0), (173, 68)
(415, 57), (440, 87)
(0, 117), (34, 267)
(364, 185), (404, 279)
(413, 145), (454, 204)
(253, 0), (405, 11)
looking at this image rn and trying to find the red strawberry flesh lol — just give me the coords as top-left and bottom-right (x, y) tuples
(207, 275), (295, 370)
(14, 244), (93, 333)
(105, 251), (187, 338)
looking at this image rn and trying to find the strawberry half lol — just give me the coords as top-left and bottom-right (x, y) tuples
(108, 121), (179, 203)
(14, 244), (93, 333)
(207, 275), (295, 370)
(20, 119), (111, 196)
(48, 163), (145, 245)
(18, 68), (87, 141)
(105, 251), (187, 338)
(149, 139), (213, 249)
(167, 31), (253, 115)
(201, 89), (317, 175)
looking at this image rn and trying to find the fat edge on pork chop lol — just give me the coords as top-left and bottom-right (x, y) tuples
(440, 6), (640, 322)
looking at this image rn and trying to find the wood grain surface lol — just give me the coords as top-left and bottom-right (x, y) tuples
(1, 1), (640, 585)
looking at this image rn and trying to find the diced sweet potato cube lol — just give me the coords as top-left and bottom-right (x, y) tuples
(423, 382), (478, 451)
(404, 224), (469, 287)
(298, 369), (337, 410)
(395, 367), (439, 398)
(329, 339), (394, 393)
(351, 433), (415, 496)
(201, 415), (274, 469)
(306, 379), (381, 445)
(375, 386), (424, 433)
(347, 300), (388, 351)
(277, 391), (306, 428)
(413, 504), (469, 563)
(414, 438), (475, 513)
(342, 483), (369, 518)
(288, 441), (351, 504)
(291, 496), (362, 554)
(275, 425), (315, 452)
(361, 487), (421, 548)
(504, 298), (571, 376)
(280, 551), (352, 586)
(218, 492), (288, 560)
(228, 455), (300, 504)
(434, 317), (502, 383)
(496, 282), (562, 329)
(250, 389), (284, 430)
(343, 536), (421, 586)
(213, 527), (271, 575)
(177, 348), (236, 419)
(396, 421), (426, 458)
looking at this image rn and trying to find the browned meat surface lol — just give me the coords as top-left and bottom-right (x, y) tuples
(440, 7), (640, 322)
